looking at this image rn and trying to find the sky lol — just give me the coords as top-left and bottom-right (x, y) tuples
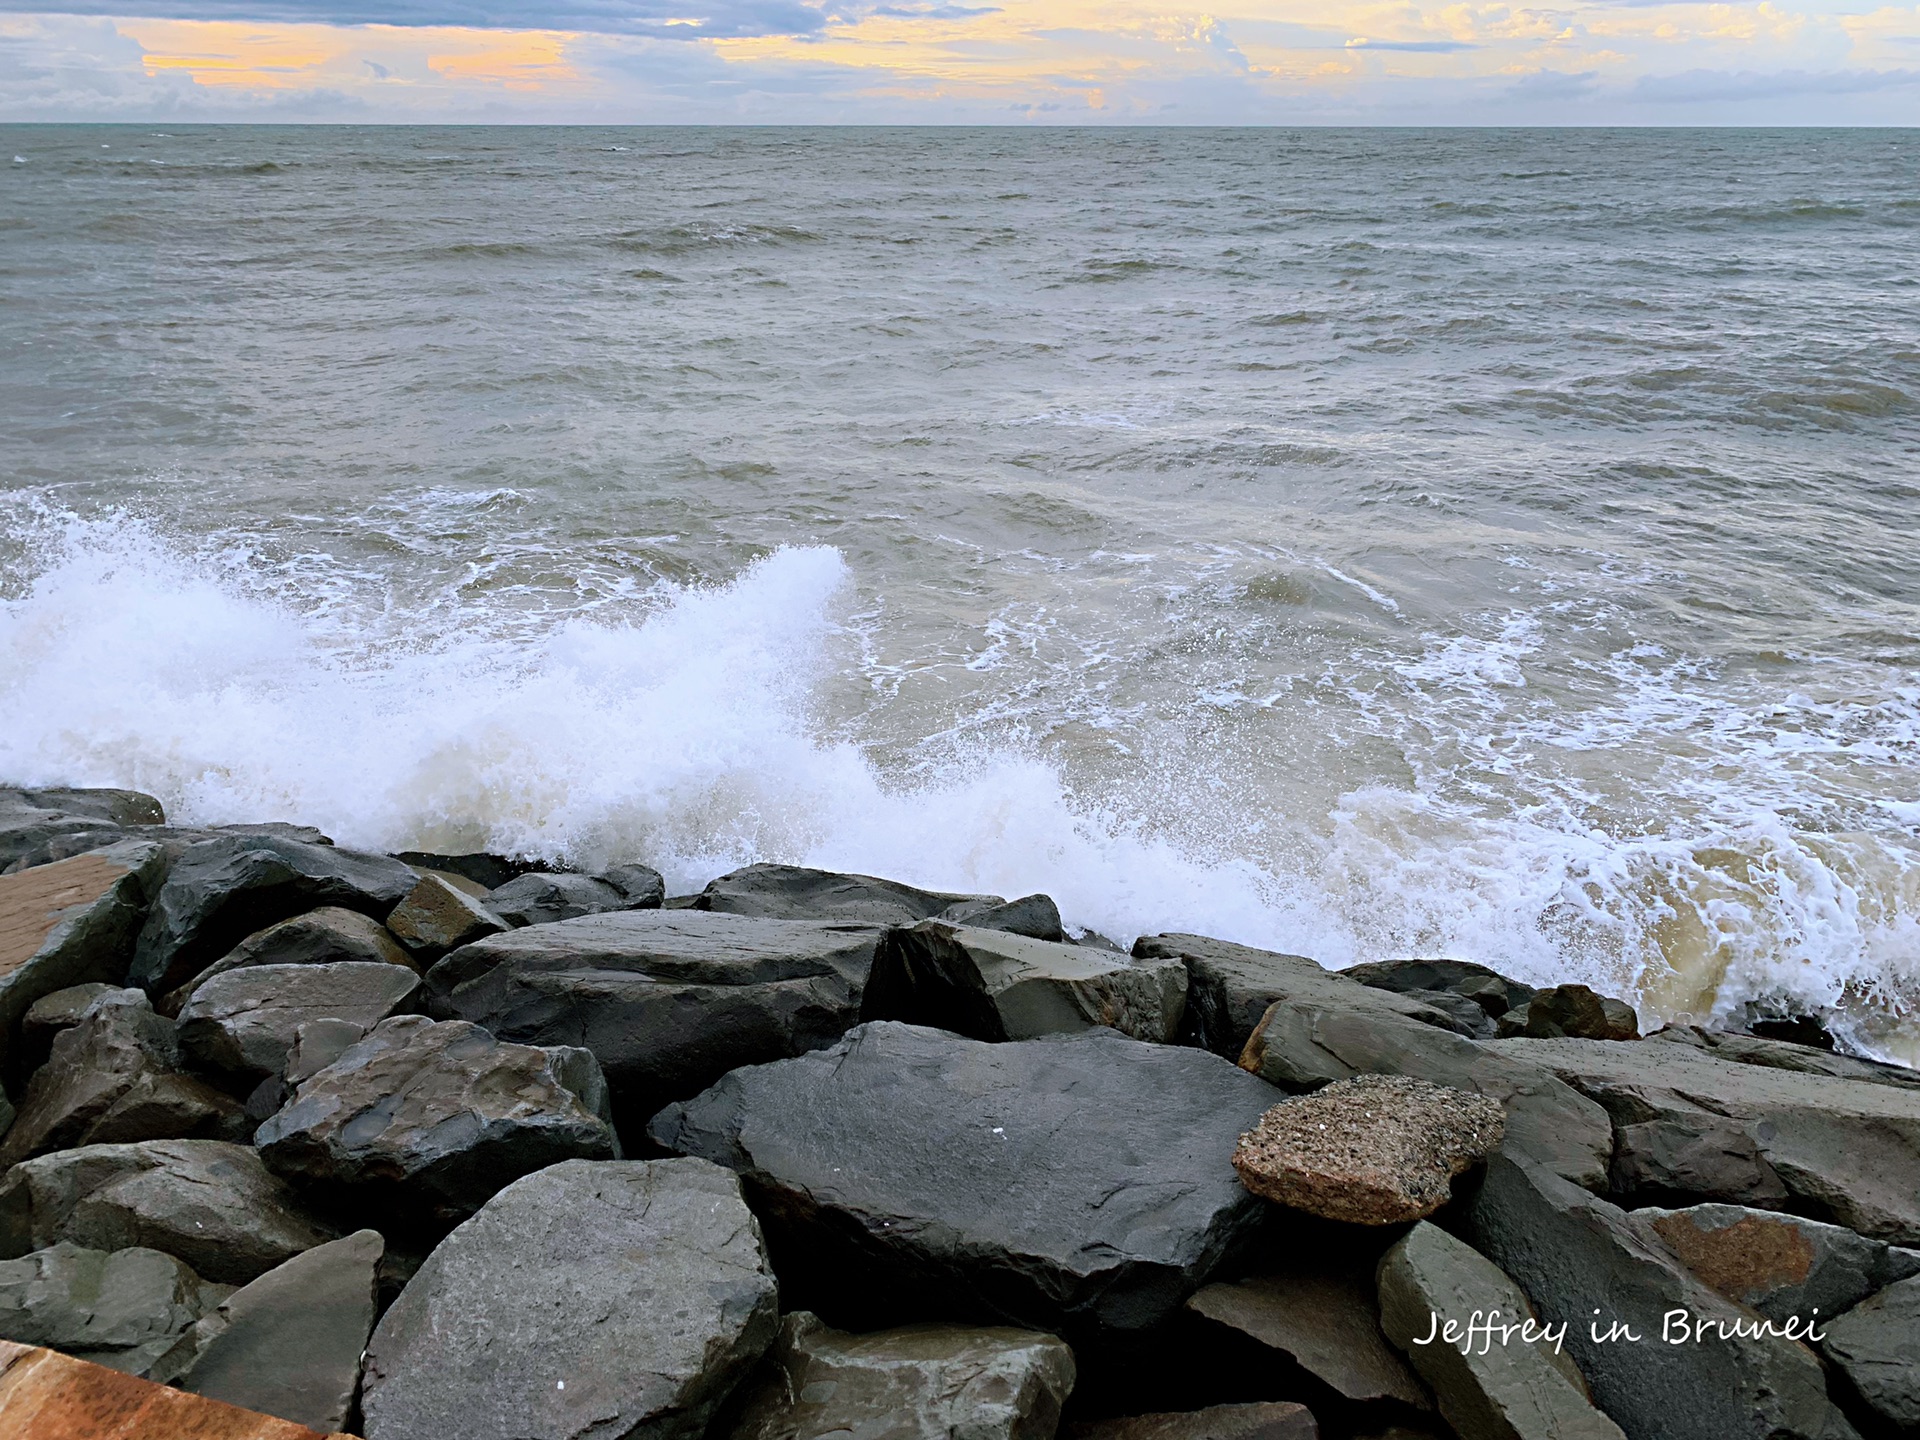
(0, 0), (1917, 122)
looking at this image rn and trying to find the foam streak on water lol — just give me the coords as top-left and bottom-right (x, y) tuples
(2, 126), (1917, 1059)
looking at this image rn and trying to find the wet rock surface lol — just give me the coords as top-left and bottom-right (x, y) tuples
(176, 961), (422, 1083)
(381, 875), (503, 961)
(1495, 984), (1640, 1042)
(0, 1241), (228, 1376)
(360, 1157), (778, 1440)
(692, 863), (993, 925)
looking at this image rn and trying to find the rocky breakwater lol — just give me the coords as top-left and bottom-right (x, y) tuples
(0, 785), (1915, 1440)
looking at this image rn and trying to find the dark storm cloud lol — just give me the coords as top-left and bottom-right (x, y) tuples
(0, 0), (829, 38)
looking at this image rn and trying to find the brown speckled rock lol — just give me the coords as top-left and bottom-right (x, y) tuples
(1232, 1074), (1505, 1225)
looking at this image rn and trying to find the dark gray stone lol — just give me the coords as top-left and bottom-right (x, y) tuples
(425, 909), (882, 1129)
(1066, 1404), (1319, 1440)
(1376, 1221), (1624, 1440)
(177, 961), (422, 1082)
(601, 863), (666, 909)
(0, 787), (166, 828)
(1397, 989), (1500, 1039)
(158, 905), (416, 1017)
(1608, 1113), (1791, 1208)
(255, 1015), (618, 1221)
(0, 1241), (227, 1377)
(0, 788), (163, 873)
(394, 852), (543, 892)
(131, 836), (419, 998)
(728, 1311), (1076, 1440)
(0, 1139), (337, 1284)
(1819, 1275), (1920, 1435)
(371, 875), (504, 964)
(1467, 1154), (1858, 1440)
(1493, 1036), (1920, 1244)
(0, 990), (245, 1166)
(936, 894), (1067, 943)
(16, 982), (117, 1074)
(695, 863), (992, 925)
(1152, 934), (1612, 1191)
(1495, 985), (1639, 1042)
(360, 1157), (779, 1440)
(1627, 1204), (1920, 1326)
(1188, 1258), (1430, 1409)
(175, 1229), (384, 1433)
(862, 922), (1187, 1043)
(283, 1018), (369, 1086)
(649, 1021), (1282, 1337)
(484, 872), (631, 927)
(0, 840), (170, 1070)
(1648, 1025), (1920, 1092)
(1341, 958), (1538, 1024)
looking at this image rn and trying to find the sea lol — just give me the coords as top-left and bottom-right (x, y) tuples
(3, 125), (1917, 1059)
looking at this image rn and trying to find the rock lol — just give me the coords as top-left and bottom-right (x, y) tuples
(695, 863), (994, 925)
(254, 1016), (618, 1221)
(601, 863), (666, 908)
(177, 962), (422, 1082)
(1066, 1403), (1320, 1440)
(1152, 934), (1611, 1191)
(1496, 985), (1639, 1042)
(0, 1139), (337, 1285)
(1187, 1260), (1429, 1409)
(0, 786), (165, 828)
(0, 990), (245, 1166)
(728, 1311), (1076, 1440)
(174, 1230), (383, 1433)
(649, 1021), (1281, 1336)
(1231, 1075), (1505, 1225)
(1626, 1204), (1920, 1325)
(159, 906), (416, 1016)
(484, 871), (632, 927)
(1137, 933), (1429, 1058)
(1467, 1153), (1858, 1440)
(361, 1157), (778, 1440)
(1608, 1112), (1791, 1208)
(424, 910), (883, 1130)
(937, 893), (1067, 943)
(1492, 1035), (1920, 1244)
(131, 836), (419, 998)
(283, 1019), (368, 1086)
(1647, 1024), (1920, 1092)
(0, 841), (169, 1070)
(0, 1242), (227, 1376)
(0, 1337), (350, 1439)
(394, 851), (543, 892)
(1395, 990), (1500, 1039)
(363, 875), (503, 965)
(15, 982), (117, 1076)
(862, 922), (1188, 1044)
(1375, 1221), (1625, 1440)
(1819, 1274), (1920, 1436)
(3, 823), (333, 877)
(1341, 959), (1536, 1017)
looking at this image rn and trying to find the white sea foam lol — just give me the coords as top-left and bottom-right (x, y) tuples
(2, 512), (1916, 1060)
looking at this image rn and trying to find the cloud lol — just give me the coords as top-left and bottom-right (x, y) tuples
(1630, 62), (1920, 98)
(1344, 37), (1477, 52)
(0, 0), (830, 39)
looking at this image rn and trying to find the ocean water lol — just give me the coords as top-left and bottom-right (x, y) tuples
(3, 125), (1917, 1058)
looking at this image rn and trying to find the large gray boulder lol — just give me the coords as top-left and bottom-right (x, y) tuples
(1626, 1204), (1920, 1325)
(176, 961), (422, 1083)
(0, 990), (244, 1166)
(172, 1229), (384, 1433)
(0, 1139), (337, 1284)
(158, 906), (415, 1016)
(649, 1022), (1282, 1337)
(382, 875), (504, 962)
(1467, 1154), (1858, 1440)
(0, 840), (169, 1069)
(425, 910), (883, 1129)
(0, 1241), (228, 1377)
(361, 1157), (779, 1440)
(1376, 1221), (1624, 1440)
(1187, 1260), (1430, 1410)
(728, 1311), (1076, 1440)
(1152, 933), (1612, 1191)
(254, 1015), (618, 1221)
(1493, 1035), (1920, 1244)
(1649, 1024), (1920, 1092)
(17, 982), (118, 1072)
(694, 863), (991, 924)
(862, 922), (1187, 1044)
(1819, 1275), (1920, 1436)
(0, 787), (164, 871)
(131, 835), (419, 997)
(485, 870), (659, 927)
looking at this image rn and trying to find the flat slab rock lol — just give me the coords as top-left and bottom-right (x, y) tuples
(255, 1015), (618, 1221)
(361, 1157), (778, 1440)
(160, 906), (415, 1017)
(0, 1241), (228, 1377)
(0, 1338), (350, 1440)
(862, 921), (1187, 1044)
(649, 1021), (1283, 1336)
(1232, 1074), (1505, 1225)
(728, 1311), (1076, 1440)
(425, 909), (884, 1126)
(693, 863), (993, 925)
(1065, 1403), (1320, 1440)
(0, 1139), (337, 1286)
(1818, 1274), (1920, 1436)
(176, 960), (422, 1082)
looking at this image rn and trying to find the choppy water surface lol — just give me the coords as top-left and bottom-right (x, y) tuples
(3, 126), (1917, 1056)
